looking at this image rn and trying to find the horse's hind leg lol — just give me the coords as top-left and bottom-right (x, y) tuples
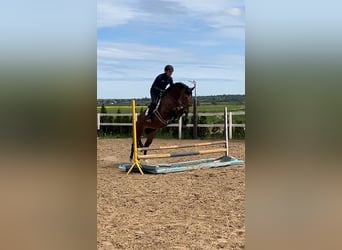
(129, 139), (144, 160)
(130, 143), (134, 160)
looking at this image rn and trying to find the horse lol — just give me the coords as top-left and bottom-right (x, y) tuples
(130, 82), (195, 160)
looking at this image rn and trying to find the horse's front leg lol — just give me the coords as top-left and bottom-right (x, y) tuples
(182, 111), (189, 128)
(143, 129), (157, 155)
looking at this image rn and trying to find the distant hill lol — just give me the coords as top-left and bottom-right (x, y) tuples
(97, 94), (245, 106)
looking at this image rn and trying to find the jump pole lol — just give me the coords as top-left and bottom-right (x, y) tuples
(137, 140), (226, 151)
(138, 148), (227, 159)
(127, 99), (144, 175)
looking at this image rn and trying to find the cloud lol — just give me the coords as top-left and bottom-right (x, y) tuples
(97, 41), (244, 92)
(182, 40), (222, 47)
(97, 0), (146, 27)
(97, 1), (245, 98)
(226, 7), (242, 16)
(161, 0), (228, 13)
(161, 0), (244, 23)
(98, 0), (245, 30)
(97, 41), (193, 62)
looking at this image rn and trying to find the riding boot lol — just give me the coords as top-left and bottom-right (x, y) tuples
(147, 103), (156, 118)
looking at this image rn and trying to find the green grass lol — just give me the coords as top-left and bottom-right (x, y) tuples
(97, 103), (245, 113)
(197, 104), (244, 112)
(97, 105), (143, 113)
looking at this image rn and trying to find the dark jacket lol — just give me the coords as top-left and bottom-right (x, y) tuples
(150, 73), (173, 103)
(151, 73), (173, 92)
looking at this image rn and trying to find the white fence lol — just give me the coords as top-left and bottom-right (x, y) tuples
(97, 111), (245, 139)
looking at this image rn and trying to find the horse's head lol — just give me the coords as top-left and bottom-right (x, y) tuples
(184, 86), (194, 105)
(162, 82), (195, 114)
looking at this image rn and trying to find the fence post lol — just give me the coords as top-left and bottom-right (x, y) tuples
(97, 113), (100, 130)
(178, 118), (182, 139)
(229, 112), (233, 139)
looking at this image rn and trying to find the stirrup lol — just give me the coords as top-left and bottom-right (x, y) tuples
(145, 108), (150, 116)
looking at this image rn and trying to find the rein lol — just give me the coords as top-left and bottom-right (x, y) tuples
(153, 110), (169, 125)
(150, 83), (192, 125)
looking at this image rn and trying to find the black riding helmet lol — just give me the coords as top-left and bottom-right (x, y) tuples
(164, 65), (174, 72)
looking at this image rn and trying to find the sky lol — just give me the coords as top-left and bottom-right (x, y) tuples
(97, 0), (245, 99)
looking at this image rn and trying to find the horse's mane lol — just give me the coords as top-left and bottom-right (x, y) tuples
(165, 82), (190, 95)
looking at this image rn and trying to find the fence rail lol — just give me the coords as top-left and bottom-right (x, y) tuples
(97, 111), (245, 139)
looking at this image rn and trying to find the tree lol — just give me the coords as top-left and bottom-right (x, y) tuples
(113, 108), (122, 135)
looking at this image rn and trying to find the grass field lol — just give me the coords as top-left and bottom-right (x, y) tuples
(97, 103), (245, 113)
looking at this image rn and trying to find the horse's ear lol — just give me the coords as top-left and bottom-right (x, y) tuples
(190, 86), (195, 92)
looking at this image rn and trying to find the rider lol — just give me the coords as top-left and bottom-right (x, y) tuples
(146, 65), (174, 118)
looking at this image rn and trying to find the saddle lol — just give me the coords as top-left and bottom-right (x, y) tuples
(145, 99), (161, 117)
(145, 99), (182, 124)
(145, 83), (193, 124)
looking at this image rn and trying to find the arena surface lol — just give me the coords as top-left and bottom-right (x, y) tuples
(97, 138), (245, 249)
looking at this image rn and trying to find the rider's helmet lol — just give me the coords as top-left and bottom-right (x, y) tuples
(164, 65), (174, 72)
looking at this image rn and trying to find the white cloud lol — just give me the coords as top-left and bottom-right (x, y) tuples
(162, 0), (228, 13)
(182, 40), (222, 47)
(97, 0), (245, 98)
(226, 7), (242, 16)
(159, 0), (245, 40)
(97, 0), (146, 27)
(97, 0), (245, 30)
(97, 41), (245, 98)
(98, 41), (195, 63)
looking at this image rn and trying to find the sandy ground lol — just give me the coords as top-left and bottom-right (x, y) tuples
(97, 138), (245, 249)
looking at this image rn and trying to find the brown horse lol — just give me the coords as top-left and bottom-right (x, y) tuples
(130, 82), (195, 160)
